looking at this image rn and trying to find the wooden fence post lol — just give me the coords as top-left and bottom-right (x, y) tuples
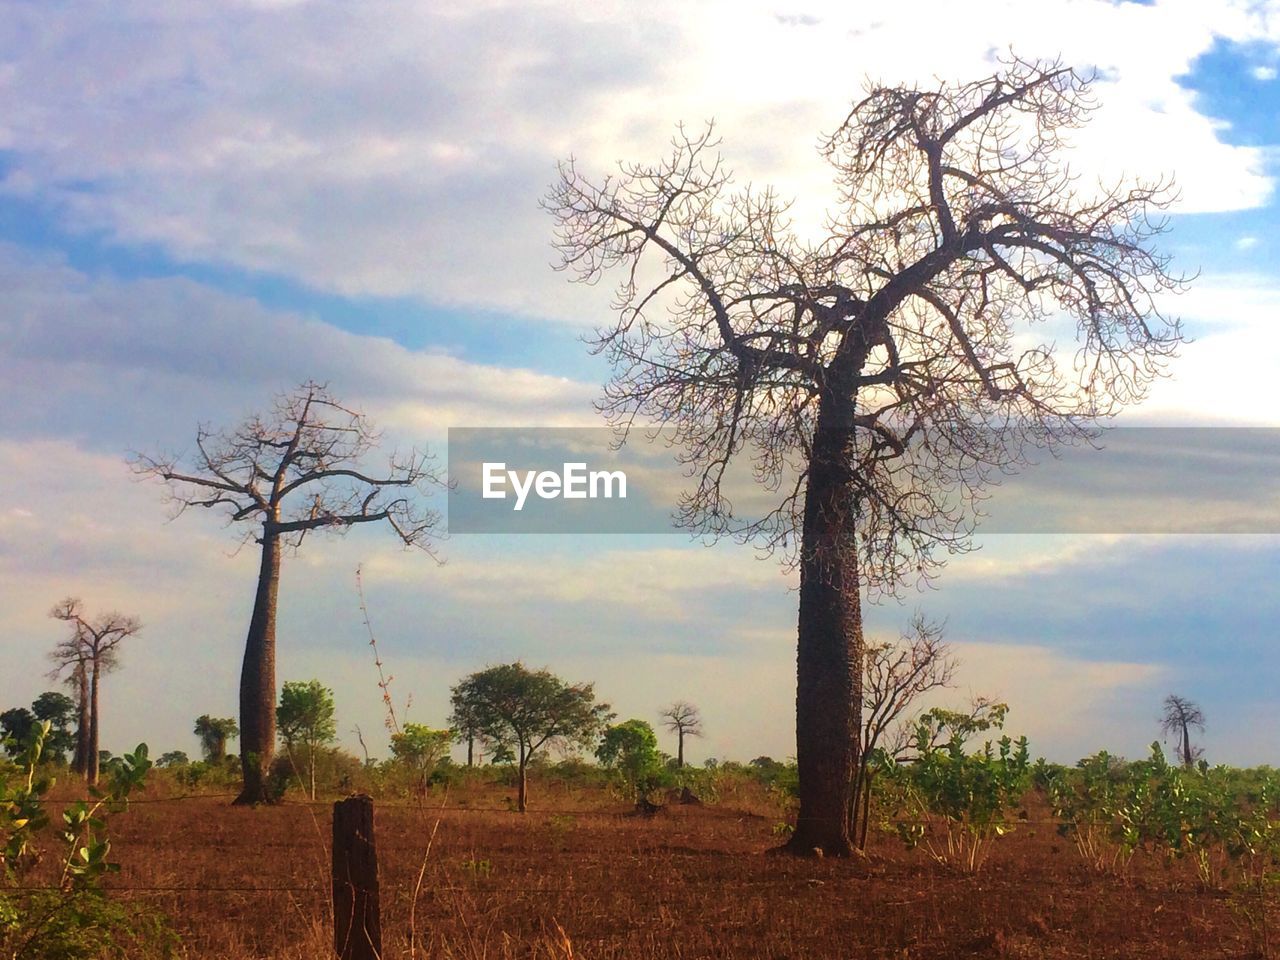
(333, 794), (382, 960)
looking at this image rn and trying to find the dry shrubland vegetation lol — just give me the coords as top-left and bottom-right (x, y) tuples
(3, 56), (1256, 960)
(9, 762), (1275, 960)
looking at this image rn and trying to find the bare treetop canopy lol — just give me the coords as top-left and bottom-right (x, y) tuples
(548, 55), (1186, 856)
(547, 56), (1185, 590)
(131, 380), (446, 804)
(131, 381), (444, 553)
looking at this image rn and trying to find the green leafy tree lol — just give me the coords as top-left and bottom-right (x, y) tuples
(597, 719), (665, 803)
(277, 680), (337, 799)
(31, 691), (77, 763)
(194, 715), (240, 763)
(156, 750), (190, 768)
(450, 663), (612, 812)
(0, 709), (35, 757)
(389, 724), (454, 792)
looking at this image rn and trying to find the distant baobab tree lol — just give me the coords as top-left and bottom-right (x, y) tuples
(48, 598), (142, 785)
(547, 56), (1185, 854)
(194, 714), (240, 763)
(659, 701), (703, 768)
(132, 381), (445, 804)
(1160, 694), (1205, 768)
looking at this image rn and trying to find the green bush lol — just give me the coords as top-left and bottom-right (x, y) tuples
(884, 720), (1031, 873)
(1049, 743), (1280, 886)
(0, 723), (177, 958)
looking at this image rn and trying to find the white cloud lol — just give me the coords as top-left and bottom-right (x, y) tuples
(1140, 272), (1280, 424)
(0, 243), (597, 454)
(1254, 65), (1278, 80)
(0, 0), (1274, 322)
(948, 641), (1166, 758)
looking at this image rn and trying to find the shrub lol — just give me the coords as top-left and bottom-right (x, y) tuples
(0, 722), (177, 958)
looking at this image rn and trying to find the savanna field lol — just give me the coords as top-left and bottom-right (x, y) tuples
(6, 9), (1280, 960)
(10, 751), (1280, 960)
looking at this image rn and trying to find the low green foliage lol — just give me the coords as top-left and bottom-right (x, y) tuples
(1, 722), (176, 959)
(1049, 742), (1280, 886)
(596, 720), (670, 804)
(882, 710), (1030, 873)
(389, 724), (454, 795)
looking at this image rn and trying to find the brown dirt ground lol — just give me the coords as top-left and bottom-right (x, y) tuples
(85, 782), (1280, 960)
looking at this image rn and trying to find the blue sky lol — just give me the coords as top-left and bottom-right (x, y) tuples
(1, 0), (1278, 767)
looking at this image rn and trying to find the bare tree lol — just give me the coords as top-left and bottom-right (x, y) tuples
(853, 613), (956, 846)
(547, 57), (1184, 854)
(1160, 694), (1205, 768)
(659, 701), (703, 768)
(48, 598), (141, 785)
(132, 381), (445, 804)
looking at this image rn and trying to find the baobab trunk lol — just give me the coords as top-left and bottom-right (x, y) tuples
(785, 382), (862, 857)
(677, 731), (684, 769)
(87, 659), (101, 786)
(1182, 726), (1193, 769)
(72, 662), (89, 778)
(235, 526), (281, 805)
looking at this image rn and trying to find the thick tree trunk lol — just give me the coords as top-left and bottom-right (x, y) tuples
(517, 748), (528, 813)
(235, 527), (282, 805)
(677, 731), (684, 769)
(785, 389), (862, 857)
(87, 659), (101, 786)
(1182, 726), (1193, 769)
(72, 662), (90, 779)
(467, 733), (474, 768)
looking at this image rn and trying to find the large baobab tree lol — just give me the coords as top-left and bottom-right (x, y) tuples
(132, 381), (444, 804)
(547, 57), (1184, 855)
(659, 701), (703, 768)
(1160, 694), (1205, 768)
(48, 598), (142, 785)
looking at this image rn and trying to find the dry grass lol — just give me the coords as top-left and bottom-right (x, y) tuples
(75, 776), (1280, 960)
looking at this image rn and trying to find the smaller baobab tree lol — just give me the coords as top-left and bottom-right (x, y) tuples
(132, 381), (445, 804)
(48, 598), (141, 785)
(194, 715), (240, 763)
(1160, 694), (1205, 768)
(659, 701), (703, 768)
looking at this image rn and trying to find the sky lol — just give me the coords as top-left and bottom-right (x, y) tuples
(1, 0), (1279, 768)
